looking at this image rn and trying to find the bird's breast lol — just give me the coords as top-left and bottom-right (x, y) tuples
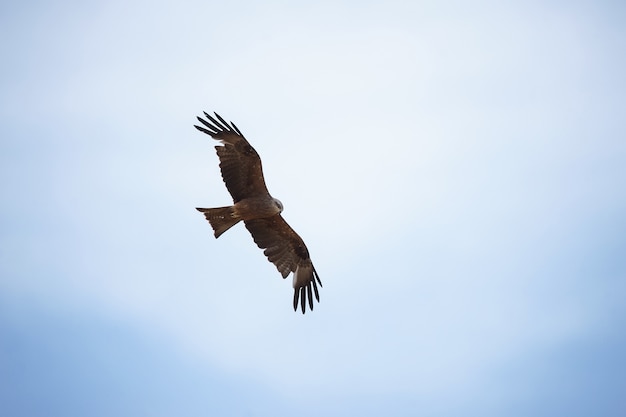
(234, 196), (282, 220)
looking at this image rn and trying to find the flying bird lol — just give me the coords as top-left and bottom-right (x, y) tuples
(194, 112), (322, 313)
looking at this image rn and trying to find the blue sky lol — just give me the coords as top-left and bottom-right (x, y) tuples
(1, 0), (625, 416)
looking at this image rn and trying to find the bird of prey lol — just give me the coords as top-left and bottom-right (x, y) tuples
(194, 112), (322, 313)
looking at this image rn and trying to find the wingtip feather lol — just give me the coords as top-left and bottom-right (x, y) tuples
(293, 289), (298, 312)
(214, 112), (231, 128)
(307, 284), (313, 311)
(231, 121), (243, 136)
(312, 278), (320, 302)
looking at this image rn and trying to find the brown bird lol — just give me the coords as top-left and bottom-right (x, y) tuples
(194, 112), (322, 313)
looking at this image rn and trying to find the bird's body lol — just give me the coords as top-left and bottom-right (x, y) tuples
(197, 196), (283, 238)
(194, 112), (321, 313)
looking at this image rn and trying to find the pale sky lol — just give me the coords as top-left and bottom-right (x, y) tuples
(1, 1), (625, 416)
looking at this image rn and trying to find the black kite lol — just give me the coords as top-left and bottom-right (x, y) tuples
(194, 112), (322, 313)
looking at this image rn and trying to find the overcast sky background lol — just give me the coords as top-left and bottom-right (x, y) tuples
(1, 0), (625, 416)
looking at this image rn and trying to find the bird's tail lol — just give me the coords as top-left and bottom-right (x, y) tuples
(196, 206), (240, 238)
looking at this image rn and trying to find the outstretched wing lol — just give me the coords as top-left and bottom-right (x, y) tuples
(194, 112), (269, 203)
(244, 215), (322, 314)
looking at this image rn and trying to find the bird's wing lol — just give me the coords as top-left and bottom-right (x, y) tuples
(244, 215), (322, 313)
(195, 112), (269, 203)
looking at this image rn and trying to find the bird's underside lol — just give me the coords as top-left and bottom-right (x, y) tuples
(194, 111), (322, 313)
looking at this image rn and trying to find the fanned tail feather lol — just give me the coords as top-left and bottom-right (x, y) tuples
(196, 207), (240, 238)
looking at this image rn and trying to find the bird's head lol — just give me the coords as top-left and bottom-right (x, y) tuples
(273, 198), (284, 213)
